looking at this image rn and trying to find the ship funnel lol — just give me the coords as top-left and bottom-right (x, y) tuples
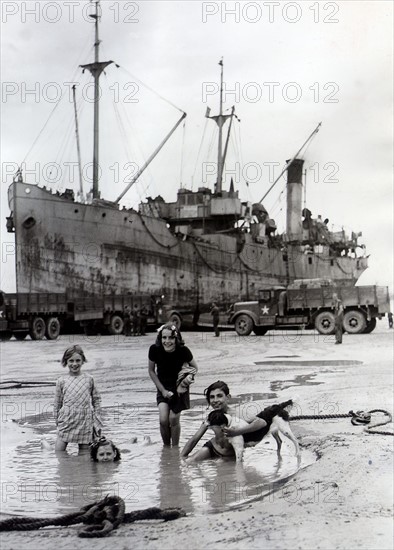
(286, 158), (304, 241)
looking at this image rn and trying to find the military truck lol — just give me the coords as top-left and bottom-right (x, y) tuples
(0, 291), (172, 340)
(229, 279), (390, 336)
(0, 292), (69, 340)
(74, 294), (167, 335)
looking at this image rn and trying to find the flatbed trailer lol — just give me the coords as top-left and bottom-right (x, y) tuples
(0, 292), (170, 340)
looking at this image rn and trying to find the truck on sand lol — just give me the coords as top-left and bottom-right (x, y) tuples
(0, 292), (170, 340)
(229, 279), (390, 336)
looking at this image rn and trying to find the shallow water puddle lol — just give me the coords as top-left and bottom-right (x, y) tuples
(1, 397), (316, 517)
(270, 374), (323, 391)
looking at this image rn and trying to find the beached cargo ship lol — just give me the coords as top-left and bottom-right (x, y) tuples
(6, 2), (368, 320)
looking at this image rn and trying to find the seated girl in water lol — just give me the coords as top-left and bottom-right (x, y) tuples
(181, 380), (234, 461)
(90, 436), (121, 462)
(181, 380), (269, 463)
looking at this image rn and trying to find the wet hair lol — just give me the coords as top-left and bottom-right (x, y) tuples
(155, 323), (184, 348)
(204, 380), (230, 404)
(207, 410), (229, 427)
(90, 437), (121, 462)
(61, 345), (87, 367)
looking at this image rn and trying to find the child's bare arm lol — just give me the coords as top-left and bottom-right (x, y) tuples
(180, 421), (209, 458)
(189, 358), (198, 373)
(53, 380), (63, 423)
(91, 379), (103, 425)
(148, 360), (173, 398)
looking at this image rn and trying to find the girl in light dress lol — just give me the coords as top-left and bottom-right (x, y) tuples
(54, 345), (103, 452)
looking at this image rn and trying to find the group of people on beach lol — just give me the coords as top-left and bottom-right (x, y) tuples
(53, 323), (284, 464)
(123, 304), (149, 337)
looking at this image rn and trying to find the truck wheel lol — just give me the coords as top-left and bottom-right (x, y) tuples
(363, 318), (377, 334)
(0, 331), (12, 341)
(108, 314), (124, 335)
(234, 314), (253, 336)
(343, 310), (367, 334)
(29, 317), (46, 340)
(254, 326), (268, 336)
(314, 311), (336, 335)
(169, 313), (182, 331)
(14, 331), (28, 340)
(46, 317), (61, 340)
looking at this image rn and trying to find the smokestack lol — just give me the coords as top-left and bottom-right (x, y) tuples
(286, 158), (304, 241)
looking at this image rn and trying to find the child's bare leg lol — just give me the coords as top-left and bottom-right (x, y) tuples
(55, 437), (67, 451)
(184, 447), (212, 463)
(169, 411), (181, 446)
(158, 402), (171, 445)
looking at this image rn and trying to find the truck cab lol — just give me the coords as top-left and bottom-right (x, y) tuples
(230, 286), (291, 336)
(230, 285), (316, 336)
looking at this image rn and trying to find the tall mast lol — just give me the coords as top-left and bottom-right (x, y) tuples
(72, 85), (83, 195)
(206, 59), (233, 194)
(217, 59), (224, 191)
(80, 0), (113, 199)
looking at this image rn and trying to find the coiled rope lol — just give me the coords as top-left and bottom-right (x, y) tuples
(0, 495), (186, 538)
(289, 409), (393, 436)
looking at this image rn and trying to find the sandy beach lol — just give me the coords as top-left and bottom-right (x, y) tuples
(0, 324), (393, 550)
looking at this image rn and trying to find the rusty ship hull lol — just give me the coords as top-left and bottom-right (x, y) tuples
(8, 179), (368, 313)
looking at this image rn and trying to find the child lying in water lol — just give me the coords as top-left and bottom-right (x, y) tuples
(90, 436), (121, 462)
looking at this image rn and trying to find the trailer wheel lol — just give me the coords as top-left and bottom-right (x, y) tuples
(0, 331), (12, 341)
(363, 317), (377, 334)
(253, 326), (268, 336)
(314, 311), (336, 335)
(46, 317), (61, 340)
(108, 314), (124, 335)
(168, 313), (182, 331)
(343, 310), (367, 334)
(29, 317), (46, 340)
(14, 331), (28, 340)
(234, 314), (254, 336)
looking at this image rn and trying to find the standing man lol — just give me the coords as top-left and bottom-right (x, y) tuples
(210, 302), (220, 337)
(123, 306), (132, 337)
(333, 293), (344, 345)
(132, 304), (141, 336)
(140, 305), (148, 336)
(388, 311), (393, 329)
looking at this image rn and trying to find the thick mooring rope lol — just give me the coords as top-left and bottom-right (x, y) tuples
(0, 495), (186, 538)
(289, 409), (393, 436)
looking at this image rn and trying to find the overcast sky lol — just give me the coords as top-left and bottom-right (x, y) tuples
(1, 0), (393, 294)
